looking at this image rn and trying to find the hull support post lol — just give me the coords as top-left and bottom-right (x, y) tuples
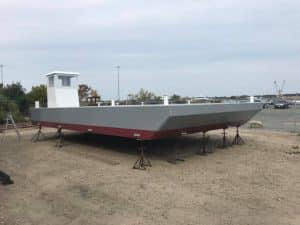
(55, 126), (64, 148)
(220, 128), (228, 149)
(133, 140), (152, 170)
(197, 131), (208, 155)
(232, 126), (245, 145)
(167, 137), (185, 164)
(31, 124), (45, 142)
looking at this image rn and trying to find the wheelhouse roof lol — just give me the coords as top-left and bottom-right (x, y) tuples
(46, 71), (80, 77)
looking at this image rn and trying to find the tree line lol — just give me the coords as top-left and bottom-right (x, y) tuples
(0, 83), (47, 123)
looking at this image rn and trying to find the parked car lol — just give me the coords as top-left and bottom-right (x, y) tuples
(273, 100), (289, 109)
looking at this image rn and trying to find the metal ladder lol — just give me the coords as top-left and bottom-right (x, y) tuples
(1, 113), (21, 143)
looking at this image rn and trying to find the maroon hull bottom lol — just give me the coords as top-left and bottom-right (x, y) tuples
(32, 120), (247, 140)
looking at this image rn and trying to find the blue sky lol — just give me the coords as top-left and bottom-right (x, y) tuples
(0, 0), (299, 99)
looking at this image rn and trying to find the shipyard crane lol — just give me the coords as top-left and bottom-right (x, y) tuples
(274, 80), (285, 98)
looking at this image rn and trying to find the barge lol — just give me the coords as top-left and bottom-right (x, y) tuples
(30, 71), (263, 141)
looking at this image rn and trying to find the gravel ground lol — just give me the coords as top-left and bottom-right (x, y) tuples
(248, 105), (300, 133)
(0, 127), (299, 225)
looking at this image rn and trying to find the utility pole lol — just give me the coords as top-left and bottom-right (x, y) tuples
(0, 64), (4, 88)
(116, 65), (120, 101)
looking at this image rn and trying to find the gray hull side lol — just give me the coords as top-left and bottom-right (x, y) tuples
(30, 103), (262, 131)
(164, 103), (261, 130)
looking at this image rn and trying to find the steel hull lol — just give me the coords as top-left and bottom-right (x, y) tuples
(30, 103), (263, 140)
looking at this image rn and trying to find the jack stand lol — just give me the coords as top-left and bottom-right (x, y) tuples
(220, 128), (228, 149)
(31, 124), (45, 142)
(232, 126), (245, 145)
(133, 140), (152, 170)
(55, 127), (64, 148)
(197, 132), (208, 155)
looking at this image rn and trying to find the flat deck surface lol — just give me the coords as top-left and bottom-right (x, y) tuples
(0, 128), (299, 225)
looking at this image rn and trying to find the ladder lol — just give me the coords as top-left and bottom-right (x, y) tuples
(1, 113), (21, 143)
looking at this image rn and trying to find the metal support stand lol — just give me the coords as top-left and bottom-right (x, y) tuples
(133, 140), (152, 170)
(220, 128), (227, 148)
(232, 126), (245, 145)
(167, 138), (185, 164)
(197, 132), (208, 155)
(1, 113), (21, 143)
(31, 124), (45, 142)
(55, 127), (64, 148)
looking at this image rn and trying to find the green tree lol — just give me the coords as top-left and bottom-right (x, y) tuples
(127, 89), (161, 104)
(1, 82), (28, 116)
(170, 94), (183, 103)
(26, 85), (47, 108)
(2, 82), (26, 101)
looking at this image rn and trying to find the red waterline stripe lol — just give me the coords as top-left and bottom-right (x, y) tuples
(32, 120), (247, 140)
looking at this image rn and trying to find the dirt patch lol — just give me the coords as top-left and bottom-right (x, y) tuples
(0, 128), (299, 225)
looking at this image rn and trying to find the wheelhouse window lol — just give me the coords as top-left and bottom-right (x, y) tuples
(48, 76), (54, 87)
(60, 76), (71, 87)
